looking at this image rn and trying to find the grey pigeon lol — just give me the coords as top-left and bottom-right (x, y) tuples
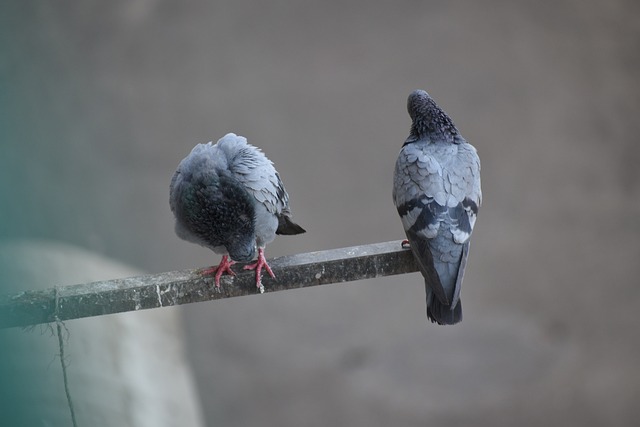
(393, 90), (481, 325)
(170, 133), (305, 292)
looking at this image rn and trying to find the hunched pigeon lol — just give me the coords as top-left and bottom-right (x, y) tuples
(170, 133), (305, 293)
(393, 90), (481, 325)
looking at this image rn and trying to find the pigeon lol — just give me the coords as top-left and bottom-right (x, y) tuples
(393, 90), (481, 325)
(170, 133), (305, 292)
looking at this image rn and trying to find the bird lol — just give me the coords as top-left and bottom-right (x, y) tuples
(393, 90), (481, 325)
(170, 132), (305, 293)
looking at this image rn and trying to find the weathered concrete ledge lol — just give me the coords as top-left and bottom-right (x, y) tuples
(0, 241), (418, 329)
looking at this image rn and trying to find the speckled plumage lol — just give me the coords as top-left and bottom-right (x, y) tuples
(393, 90), (481, 325)
(170, 133), (305, 290)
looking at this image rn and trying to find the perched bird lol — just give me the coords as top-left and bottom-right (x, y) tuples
(170, 133), (305, 292)
(393, 90), (481, 325)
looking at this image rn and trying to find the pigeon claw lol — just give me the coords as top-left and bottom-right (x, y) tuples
(243, 248), (275, 294)
(401, 239), (411, 249)
(201, 255), (236, 288)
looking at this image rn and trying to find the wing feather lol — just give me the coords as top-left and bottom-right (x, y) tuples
(217, 134), (290, 216)
(215, 133), (305, 236)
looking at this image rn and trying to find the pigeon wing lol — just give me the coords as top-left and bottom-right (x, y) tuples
(219, 134), (305, 235)
(446, 144), (481, 308)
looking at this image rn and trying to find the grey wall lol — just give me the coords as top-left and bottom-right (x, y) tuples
(2, 1), (639, 426)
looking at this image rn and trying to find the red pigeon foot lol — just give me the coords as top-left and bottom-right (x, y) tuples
(201, 255), (236, 288)
(243, 248), (275, 293)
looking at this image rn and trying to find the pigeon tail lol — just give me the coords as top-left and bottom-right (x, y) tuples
(427, 296), (462, 325)
(276, 215), (306, 235)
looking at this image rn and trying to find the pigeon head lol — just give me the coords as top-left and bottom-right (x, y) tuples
(225, 228), (257, 262)
(406, 89), (459, 143)
(212, 188), (257, 262)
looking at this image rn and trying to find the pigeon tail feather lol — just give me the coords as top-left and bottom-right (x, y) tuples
(427, 296), (462, 325)
(276, 215), (306, 235)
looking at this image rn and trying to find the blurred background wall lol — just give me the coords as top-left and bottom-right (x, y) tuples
(1, 1), (639, 425)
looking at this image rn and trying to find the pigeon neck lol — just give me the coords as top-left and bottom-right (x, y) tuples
(408, 112), (460, 145)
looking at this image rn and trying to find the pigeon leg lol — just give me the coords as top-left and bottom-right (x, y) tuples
(201, 255), (236, 288)
(401, 239), (410, 248)
(243, 248), (275, 293)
